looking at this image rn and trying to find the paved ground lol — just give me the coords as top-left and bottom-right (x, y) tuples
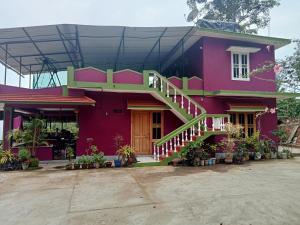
(0, 159), (300, 225)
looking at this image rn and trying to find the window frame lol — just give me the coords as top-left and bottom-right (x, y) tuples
(231, 52), (250, 81)
(229, 112), (256, 137)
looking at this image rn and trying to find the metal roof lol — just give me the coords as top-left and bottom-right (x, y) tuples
(0, 24), (290, 75)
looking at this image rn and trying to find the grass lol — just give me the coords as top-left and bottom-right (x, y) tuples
(133, 162), (162, 167)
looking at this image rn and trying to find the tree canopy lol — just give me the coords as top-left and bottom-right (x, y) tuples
(187, 0), (280, 33)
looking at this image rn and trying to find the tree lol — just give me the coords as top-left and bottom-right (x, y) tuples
(277, 40), (300, 93)
(186, 0), (280, 33)
(276, 40), (300, 119)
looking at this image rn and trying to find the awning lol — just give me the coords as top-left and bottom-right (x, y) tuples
(227, 104), (266, 112)
(0, 94), (95, 106)
(127, 100), (169, 110)
(0, 24), (290, 76)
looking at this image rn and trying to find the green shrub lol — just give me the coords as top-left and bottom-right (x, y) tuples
(18, 148), (31, 162)
(29, 157), (39, 168)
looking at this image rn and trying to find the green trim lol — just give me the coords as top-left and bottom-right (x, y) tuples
(227, 107), (265, 112)
(128, 106), (170, 110)
(62, 85), (69, 96)
(199, 27), (291, 49)
(1, 101), (94, 106)
(143, 70), (149, 88)
(107, 69), (113, 88)
(67, 66), (75, 87)
(134, 162), (162, 167)
(212, 90), (300, 99)
(182, 77), (188, 91)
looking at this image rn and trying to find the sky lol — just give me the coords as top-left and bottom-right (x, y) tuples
(0, 0), (299, 87)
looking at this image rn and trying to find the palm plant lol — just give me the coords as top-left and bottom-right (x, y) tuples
(7, 117), (47, 156)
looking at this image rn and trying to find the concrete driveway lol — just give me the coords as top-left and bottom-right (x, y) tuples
(0, 159), (300, 225)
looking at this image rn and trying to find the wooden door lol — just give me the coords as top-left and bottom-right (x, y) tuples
(131, 111), (151, 155)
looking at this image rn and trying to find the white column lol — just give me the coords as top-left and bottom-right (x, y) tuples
(173, 137), (177, 151)
(188, 100), (191, 114)
(153, 75), (157, 88)
(195, 106), (197, 117)
(153, 145), (156, 160)
(177, 135), (180, 147)
(165, 142), (168, 157)
(170, 139), (173, 151)
(162, 145), (165, 156)
(204, 118), (208, 131)
(160, 78), (163, 92)
(181, 132), (184, 146)
(157, 146), (160, 161)
(181, 94), (184, 108)
(198, 121), (201, 136)
(185, 130), (188, 141)
(173, 89), (176, 103)
(190, 128), (193, 141)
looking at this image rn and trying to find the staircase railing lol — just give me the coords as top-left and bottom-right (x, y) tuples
(153, 114), (230, 161)
(148, 71), (206, 119)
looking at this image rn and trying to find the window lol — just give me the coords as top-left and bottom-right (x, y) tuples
(152, 112), (162, 140)
(229, 112), (256, 137)
(231, 52), (250, 81)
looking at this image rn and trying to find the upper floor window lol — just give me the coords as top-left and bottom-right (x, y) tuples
(231, 52), (250, 81)
(227, 46), (261, 82)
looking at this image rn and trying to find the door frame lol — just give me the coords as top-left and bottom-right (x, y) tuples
(130, 110), (164, 155)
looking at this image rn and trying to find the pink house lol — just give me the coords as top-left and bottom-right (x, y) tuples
(0, 24), (296, 161)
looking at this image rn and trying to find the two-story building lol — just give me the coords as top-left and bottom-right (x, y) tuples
(0, 24), (296, 161)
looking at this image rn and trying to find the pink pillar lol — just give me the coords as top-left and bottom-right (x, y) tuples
(3, 107), (13, 150)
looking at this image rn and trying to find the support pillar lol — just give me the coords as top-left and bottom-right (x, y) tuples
(3, 107), (13, 150)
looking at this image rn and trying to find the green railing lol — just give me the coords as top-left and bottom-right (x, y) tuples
(153, 113), (230, 160)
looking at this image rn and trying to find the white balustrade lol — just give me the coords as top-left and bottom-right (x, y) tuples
(167, 83), (170, 97)
(188, 100), (191, 114)
(165, 142), (168, 157)
(160, 79), (163, 92)
(198, 121), (201, 136)
(162, 145), (165, 156)
(204, 118), (208, 131)
(195, 107), (197, 117)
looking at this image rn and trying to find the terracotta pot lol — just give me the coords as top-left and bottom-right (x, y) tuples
(265, 153), (271, 160)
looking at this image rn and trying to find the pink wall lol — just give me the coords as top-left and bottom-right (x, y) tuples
(188, 77), (204, 90)
(0, 84), (62, 95)
(168, 77), (182, 89)
(75, 68), (107, 83)
(113, 70), (143, 84)
(202, 37), (276, 92)
(192, 96), (277, 140)
(77, 92), (176, 155)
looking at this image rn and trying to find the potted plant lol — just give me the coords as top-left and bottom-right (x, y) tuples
(74, 159), (80, 169)
(92, 152), (105, 168)
(255, 149), (261, 160)
(202, 151), (209, 166)
(18, 148), (31, 170)
(66, 146), (75, 169)
(29, 157), (39, 168)
(116, 145), (136, 167)
(221, 123), (243, 164)
(0, 149), (17, 171)
(90, 145), (105, 168)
